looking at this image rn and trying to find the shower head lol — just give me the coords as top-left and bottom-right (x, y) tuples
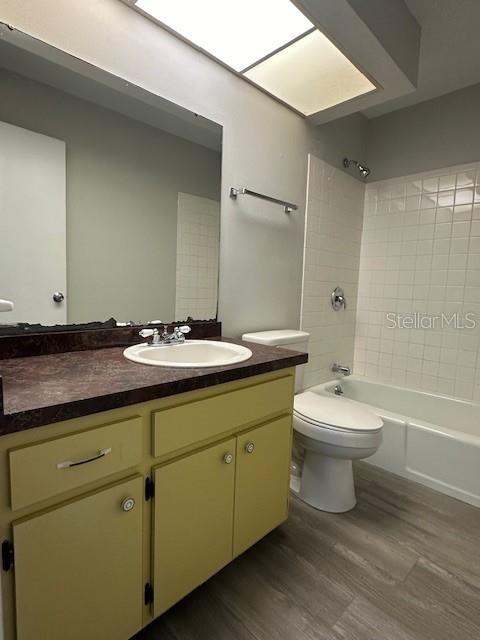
(357, 163), (371, 178)
(343, 158), (371, 179)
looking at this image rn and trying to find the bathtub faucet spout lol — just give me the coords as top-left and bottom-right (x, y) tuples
(332, 363), (351, 376)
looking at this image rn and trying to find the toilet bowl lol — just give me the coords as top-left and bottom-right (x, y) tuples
(242, 329), (383, 513)
(293, 391), (383, 512)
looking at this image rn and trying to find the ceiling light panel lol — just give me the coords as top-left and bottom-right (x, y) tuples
(133, 0), (376, 116)
(245, 30), (376, 116)
(135, 0), (314, 71)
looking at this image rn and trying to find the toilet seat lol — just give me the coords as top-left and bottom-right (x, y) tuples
(293, 392), (383, 449)
(294, 391), (383, 433)
(294, 411), (376, 433)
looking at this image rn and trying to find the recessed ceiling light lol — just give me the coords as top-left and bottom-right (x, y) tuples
(135, 0), (313, 71)
(245, 30), (376, 116)
(132, 0), (376, 116)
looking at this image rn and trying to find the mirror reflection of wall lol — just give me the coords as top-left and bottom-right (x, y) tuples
(0, 53), (222, 328)
(175, 193), (220, 321)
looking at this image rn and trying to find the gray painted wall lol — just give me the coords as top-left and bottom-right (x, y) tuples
(367, 82), (480, 181)
(0, 67), (221, 323)
(315, 112), (369, 175)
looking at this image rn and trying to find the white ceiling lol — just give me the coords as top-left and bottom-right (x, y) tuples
(364, 0), (480, 118)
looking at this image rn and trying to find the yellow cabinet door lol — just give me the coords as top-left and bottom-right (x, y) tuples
(233, 416), (292, 557)
(153, 438), (236, 616)
(13, 475), (144, 640)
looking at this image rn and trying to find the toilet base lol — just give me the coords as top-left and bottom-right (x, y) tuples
(299, 450), (357, 513)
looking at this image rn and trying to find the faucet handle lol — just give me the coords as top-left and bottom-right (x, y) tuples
(331, 287), (347, 311)
(178, 325), (191, 334)
(139, 328), (158, 339)
(173, 325), (191, 339)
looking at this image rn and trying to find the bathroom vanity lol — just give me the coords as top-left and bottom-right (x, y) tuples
(0, 337), (307, 640)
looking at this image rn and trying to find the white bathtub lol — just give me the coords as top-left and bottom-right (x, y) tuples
(308, 376), (480, 507)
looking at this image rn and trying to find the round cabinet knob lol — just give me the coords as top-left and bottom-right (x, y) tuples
(223, 453), (234, 464)
(52, 291), (65, 303)
(121, 497), (136, 512)
(245, 442), (255, 454)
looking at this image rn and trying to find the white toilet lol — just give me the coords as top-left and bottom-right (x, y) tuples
(242, 330), (383, 513)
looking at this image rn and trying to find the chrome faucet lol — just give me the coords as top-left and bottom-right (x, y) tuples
(332, 363), (351, 376)
(161, 325), (192, 344)
(139, 324), (191, 346)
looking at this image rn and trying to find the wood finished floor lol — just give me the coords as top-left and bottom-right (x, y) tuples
(134, 462), (480, 640)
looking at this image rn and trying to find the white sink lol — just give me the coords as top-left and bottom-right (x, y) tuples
(123, 340), (253, 368)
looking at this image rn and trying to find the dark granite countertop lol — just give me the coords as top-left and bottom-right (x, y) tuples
(0, 338), (307, 435)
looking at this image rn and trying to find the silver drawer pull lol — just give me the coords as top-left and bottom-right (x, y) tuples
(56, 447), (112, 469)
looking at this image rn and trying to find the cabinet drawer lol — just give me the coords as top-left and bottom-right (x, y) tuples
(9, 416), (142, 511)
(153, 375), (294, 459)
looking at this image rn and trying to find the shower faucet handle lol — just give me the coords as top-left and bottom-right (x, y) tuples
(331, 287), (347, 311)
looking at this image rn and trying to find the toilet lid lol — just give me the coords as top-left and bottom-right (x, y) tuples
(294, 392), (383, 432)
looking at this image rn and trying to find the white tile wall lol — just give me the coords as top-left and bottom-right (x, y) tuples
(175, 192), (220, 321)
(355, 162), (480, 401)
(301, 155), (365, 388)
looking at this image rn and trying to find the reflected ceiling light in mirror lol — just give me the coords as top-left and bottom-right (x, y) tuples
(133, 0), (376, 115)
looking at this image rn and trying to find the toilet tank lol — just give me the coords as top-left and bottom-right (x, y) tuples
(241, 330), (309, 393)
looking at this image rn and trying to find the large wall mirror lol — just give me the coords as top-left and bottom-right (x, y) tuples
(0, 28), (222, 333)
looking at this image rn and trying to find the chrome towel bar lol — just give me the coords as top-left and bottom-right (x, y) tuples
(230, 187), (298, 213)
